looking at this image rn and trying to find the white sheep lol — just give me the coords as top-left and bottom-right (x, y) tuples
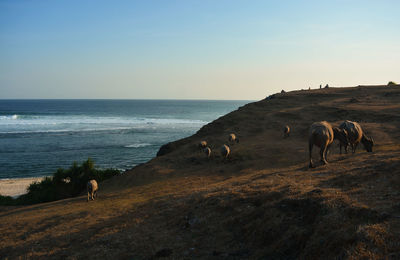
(87, 179), (98, 202)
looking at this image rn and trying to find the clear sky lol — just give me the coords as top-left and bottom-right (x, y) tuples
(1, 0), (399, 100)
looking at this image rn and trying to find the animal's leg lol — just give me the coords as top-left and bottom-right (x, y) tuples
(94, 190), (97, 199)
(325, 144), (332, 161)
(309, 141), (314, 168)
(87, 191), (90, 202)
(320, 144), (328, 165)
(353, 143), (358, 153)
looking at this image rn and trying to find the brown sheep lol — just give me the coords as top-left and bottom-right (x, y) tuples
(87, 179), (98, 202)
(221, 144), (230, 158)
(308, 121), (349, 168)
(283, 125), (290, 138)
(204, 147), (211, 159)
(228, 133), (239, 144)
(339, 120), (374, 153)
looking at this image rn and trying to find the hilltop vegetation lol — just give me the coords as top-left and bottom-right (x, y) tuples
(1, 84), (400, 259)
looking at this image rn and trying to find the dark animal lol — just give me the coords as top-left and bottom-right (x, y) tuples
(308, 121), (349, 168)
(204, 147), (211, 158)
(339, 120), (374, 153)
(283, 125), (290, 138)
(221, 144), (230, 158)
(87, 179), (98, 202)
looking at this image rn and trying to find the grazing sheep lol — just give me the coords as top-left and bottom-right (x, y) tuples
(228, 133), (239, 144)
(199, 141), (207, 149)
(87, 179), (98, 202)
(339, 120), (374, 153)
(221, 144), (230, 158)
(283, 125), (290, 138)
(308, 121), (349, 168)
(204, 147), (211, 158)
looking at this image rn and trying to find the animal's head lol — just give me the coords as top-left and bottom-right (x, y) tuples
(361, 135), (374, 152)
(333, 127), (350, 146)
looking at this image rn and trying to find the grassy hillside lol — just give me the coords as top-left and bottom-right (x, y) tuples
(1, 84), (400, 259)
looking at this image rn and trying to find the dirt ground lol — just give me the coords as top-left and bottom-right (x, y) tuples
(1, 84), (400, 259)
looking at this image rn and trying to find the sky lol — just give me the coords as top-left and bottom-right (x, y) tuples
(0, 0), (399, 100)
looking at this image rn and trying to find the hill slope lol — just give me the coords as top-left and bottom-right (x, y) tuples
(1, 85), (400, 259)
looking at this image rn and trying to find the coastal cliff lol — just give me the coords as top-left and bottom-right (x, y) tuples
(1, 84), (400, 259)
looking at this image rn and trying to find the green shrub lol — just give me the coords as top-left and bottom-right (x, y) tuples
(0, 195), (16, 206)
(0, 158), (120, 205)
(388, 81), (397, 85)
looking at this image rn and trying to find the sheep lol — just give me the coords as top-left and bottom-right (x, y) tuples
(199, 141), (207, 149)
(221, 144), (230, 159)
(228, 133), (239, 144)
(87, 179), (98, 202)
(339, 120), (374, 153)
(308, 121), (349, 168)
(283, 125), (290, 138)
(204, 147), (211, 159)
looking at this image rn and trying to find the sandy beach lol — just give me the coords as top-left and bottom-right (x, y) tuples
(0, 177), (46, 197)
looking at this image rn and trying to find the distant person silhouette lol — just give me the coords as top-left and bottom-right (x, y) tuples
(320, 84), (322, 89)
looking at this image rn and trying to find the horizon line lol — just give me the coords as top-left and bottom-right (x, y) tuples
(0, 98), (255, 101)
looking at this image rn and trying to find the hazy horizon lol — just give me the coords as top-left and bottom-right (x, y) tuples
(0, 98), (254, 101)
(1, 0), (399, 100)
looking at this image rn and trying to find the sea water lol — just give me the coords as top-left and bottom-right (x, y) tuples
(0, 99), (249, 179)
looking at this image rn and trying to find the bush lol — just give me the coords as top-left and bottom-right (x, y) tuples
(388, 81), (397, 85)
(0, 195), (15, 206)
(0, 158), (120, 205)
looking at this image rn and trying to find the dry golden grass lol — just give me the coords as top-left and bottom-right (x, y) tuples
(1, 84), (400, 259)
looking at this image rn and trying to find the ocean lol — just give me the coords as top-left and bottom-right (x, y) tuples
(0, 99), (249, 179)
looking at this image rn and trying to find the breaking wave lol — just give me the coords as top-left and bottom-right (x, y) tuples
(0, 115), (207, 134)
(124, 143), (152, 148)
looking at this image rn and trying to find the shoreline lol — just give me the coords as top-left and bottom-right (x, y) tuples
(0, 177), (47, 197)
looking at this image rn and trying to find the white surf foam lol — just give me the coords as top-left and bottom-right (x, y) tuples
(0, 115), (207, 134)
(124, 143), (152, 148)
